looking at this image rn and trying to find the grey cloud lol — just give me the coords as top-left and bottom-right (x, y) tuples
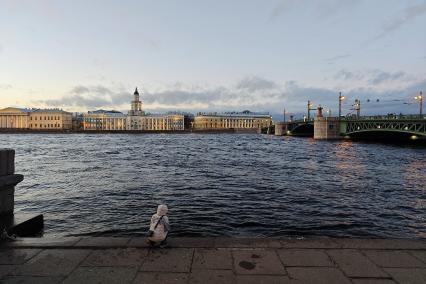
(38, 75), (424, 116)
(325, 54), (351, 64)
(370, 2), (426, 42)
(39, 85), (129, 110)
(70, 86), (90, 94)
(235, 76), (278, 92)
(335, 69), (409, 85)
(0, 84), (12, 90)
(368, 70), (406, 85)
(269, 0), (294, 21)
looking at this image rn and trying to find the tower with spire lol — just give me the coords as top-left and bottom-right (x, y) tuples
(129, 87), (144, 116)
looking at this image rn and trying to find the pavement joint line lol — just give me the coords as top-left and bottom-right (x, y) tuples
(274, 247), (290, 277)
(61, 248), (92, 283)
(359, 248), (393, 277)
(188, 246), (196, 274)
(323, 247), (354, 281)
(407, 250), (426, 265)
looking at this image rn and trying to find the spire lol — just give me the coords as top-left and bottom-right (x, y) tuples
(134, 87), (139, 95)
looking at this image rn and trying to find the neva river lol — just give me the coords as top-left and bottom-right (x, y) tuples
(1, 133), (425, 238)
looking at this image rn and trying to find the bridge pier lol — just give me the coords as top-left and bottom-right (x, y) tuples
(274, 122), (287, 136)
(314, 117), (342, 140)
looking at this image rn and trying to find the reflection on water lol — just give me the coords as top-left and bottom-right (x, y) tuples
(0, 133), (425, 238)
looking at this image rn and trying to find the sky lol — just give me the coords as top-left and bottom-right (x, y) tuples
(0, 0), (425, 119)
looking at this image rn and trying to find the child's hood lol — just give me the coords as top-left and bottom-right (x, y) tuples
(157, 204), (168, 216)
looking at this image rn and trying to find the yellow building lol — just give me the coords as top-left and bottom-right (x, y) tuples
(128, 114), (185, 131)
(83, 110), (127, 131)
(127, 87), (185, 131)
(193, 111), (272, 130)
(29, 109), (72, 130)
(0, 107), (31, 129)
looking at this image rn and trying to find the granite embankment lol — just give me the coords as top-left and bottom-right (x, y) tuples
(1, 237), (426, 283)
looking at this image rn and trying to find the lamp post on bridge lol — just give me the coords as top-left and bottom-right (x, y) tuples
(414, 91), (423, 118)
(307, 101), (315, 121)
(338, 92), (345, 120)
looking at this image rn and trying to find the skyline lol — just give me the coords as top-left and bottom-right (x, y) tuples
(0, 0), (425, 118)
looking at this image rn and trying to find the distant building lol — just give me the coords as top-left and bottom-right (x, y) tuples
(0, 107), (72, 130)
(29, 109), (72, 130)
(72, 113), (84, 131)
(126, 87), (184, 131)
(193, 111), (272, 130)
(0, 107), (31, 129)
(83, 110), (127, 131)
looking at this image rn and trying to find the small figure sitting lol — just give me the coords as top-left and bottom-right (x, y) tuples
(147, 204), (170, 247)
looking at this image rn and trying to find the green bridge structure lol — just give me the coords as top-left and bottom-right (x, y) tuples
(273, 115), (426, 142)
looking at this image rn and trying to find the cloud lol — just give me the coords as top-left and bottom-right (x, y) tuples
(269, 0), (294, 21)
(38, 85), (129, 110)
(325, 54), (351, 64)
(368, 70), (406, 85)
(370, 2), (426, 42)
(36, 73), (425, 117)
(0, 84), (12, 90)
(334, 69), (411, 86)
(235, 76), (277, 92)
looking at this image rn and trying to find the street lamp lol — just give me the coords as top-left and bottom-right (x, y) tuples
(307, 100), (315, 121)
(414, 91), (423, 118)
(338, 92), (345, 119)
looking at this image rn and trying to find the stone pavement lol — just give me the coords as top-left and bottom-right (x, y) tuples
(0, 237), (425, 283)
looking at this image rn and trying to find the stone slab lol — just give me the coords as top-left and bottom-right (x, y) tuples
(352, 279), (397, 284)
(14, 249), (90, 276)
(236, 275), (291, 284)
(280, 238), (339, 249)
(411, 250), (426, 264)
(364, 250), (425, 267)
(140, 248), (193, 272)
(215, 238), (281, 248)
(333, 239), (426, 250)
(192, 248), (233, 270)
(188, 270), (235, 284)
(75, 237), (130, 247)
(232, 250), (286, 275)
(168, 237), (215, 248)
(82, 248), (148, 267)
(133, 272), (188, 284)
(277, 249), (334, 267)
(0, 276), (63, 284)
(327, 249), (389, 278)
(384, 268), (426, 284)
(0, 249), (41, 264)
(0, 265), (17, 278)
(287, 267), (351, 284)
(127, 238), (151, 248)
(63, 266), (138, 284)
(1, 237), (81, 248)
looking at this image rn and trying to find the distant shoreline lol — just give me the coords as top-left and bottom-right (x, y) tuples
(0, 129), (261, 135)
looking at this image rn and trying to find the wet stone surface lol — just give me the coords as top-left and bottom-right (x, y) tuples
(0, 238), (425, 283)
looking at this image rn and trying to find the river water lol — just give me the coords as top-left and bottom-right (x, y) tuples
(1, 133), (425, 238)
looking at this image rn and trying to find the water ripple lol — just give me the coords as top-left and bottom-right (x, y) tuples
(1, 133), (425, 238)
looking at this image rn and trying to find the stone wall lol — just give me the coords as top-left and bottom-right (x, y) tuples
(0, 149), (23, 216)
(314, 117), (342, 140)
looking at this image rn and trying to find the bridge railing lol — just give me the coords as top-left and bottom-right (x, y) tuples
(343, 114), (424, 121)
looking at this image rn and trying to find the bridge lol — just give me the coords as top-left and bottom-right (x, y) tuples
(274, 115), (426, 142)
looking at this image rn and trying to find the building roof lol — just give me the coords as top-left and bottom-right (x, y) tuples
(196, 111), (271, 118)
(31, 108), (71, 114)
(0, 107), (32, 114)
(85, 109), (126, 117)
(134, 87), (139, 95)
